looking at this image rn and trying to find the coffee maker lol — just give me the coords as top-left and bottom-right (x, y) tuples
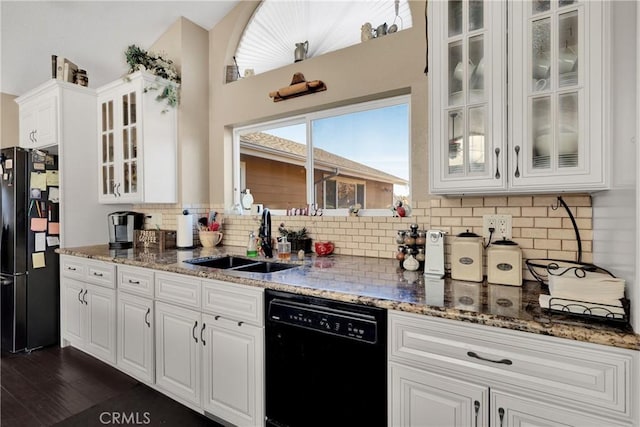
(108, 211), (145, 249)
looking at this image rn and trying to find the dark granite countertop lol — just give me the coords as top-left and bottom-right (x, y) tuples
(57, 244), (639, 351)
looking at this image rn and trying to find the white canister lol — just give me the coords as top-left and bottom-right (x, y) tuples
(487, 239), (522, 286)
(450, 230), (484, 282)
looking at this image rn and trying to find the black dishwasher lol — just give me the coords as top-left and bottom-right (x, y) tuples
(265, 289), (387, 427)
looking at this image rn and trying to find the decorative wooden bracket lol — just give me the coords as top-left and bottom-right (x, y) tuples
(268, 72), (326, 102)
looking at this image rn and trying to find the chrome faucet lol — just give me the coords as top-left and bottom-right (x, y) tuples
(259, 208), (273, 258)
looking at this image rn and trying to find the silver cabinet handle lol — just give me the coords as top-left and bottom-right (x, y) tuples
(474, 400), (480, 427)
(145, 308), (150, 327)
(192, 321), (198, 343)
(499, 407), (505, 427)
(467, 351), (513, 365)
(82, 289), (88, 305)
(200, 323), (206, 346)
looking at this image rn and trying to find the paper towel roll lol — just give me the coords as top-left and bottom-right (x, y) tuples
(177, 214), (194, 248)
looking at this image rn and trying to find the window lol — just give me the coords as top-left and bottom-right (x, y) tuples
(233, 96), (410, 215)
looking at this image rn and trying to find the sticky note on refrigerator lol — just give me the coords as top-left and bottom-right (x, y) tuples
(30, 218), (47, 231)
(32, 252), (46, 268)
(30, 172), (47, 190)
(48, 187), (60, 203)
(46, 170), (59, 186)
(46, 236), (60, 247)
(35, 233), (46, 252)
(48, 222), (60, 235)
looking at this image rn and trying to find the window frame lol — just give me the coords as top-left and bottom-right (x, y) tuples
(232, 95), (411, 216)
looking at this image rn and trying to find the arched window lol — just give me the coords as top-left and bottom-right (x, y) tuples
(234, 0), (413, 76)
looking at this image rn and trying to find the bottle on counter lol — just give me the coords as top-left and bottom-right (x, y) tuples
(403, 252), (420, 271)
(247, 231), (258, 257)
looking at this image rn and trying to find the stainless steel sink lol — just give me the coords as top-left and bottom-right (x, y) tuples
(184, 256), (299, 273)
(184, 256), (258, 269)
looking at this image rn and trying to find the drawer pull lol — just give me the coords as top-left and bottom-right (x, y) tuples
(474, 400), (480, 427)
(67, 266), (77, 271)
(200, 323), (206, 346)
(192, 321), (198, 343)
(467, 351), (513, 365)
(77, 289), (83, 303)
(145, 308), (150, 327)
(93, 272), (104, 277)
(128, 279), (140, 284)
(498, 407), (505, 427)
(82, 289), (88, 305)
(214, 315), (221, 320)
(237, 321), (244, 327)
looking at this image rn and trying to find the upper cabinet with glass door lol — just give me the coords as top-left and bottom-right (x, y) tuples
(429, 0), (507, 193)
(429, 0), (610, 195)
(509, 0), (608, 192)
(97, 71), (178, 204)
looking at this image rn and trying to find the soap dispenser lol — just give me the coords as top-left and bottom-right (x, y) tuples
(247, 231), (258, 257)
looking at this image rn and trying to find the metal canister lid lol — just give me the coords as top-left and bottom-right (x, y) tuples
(492, 237), (518, 246)
(457, 229), (480, 238)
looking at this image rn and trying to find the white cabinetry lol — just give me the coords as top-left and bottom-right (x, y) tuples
(17, 91), (57, 149)
(97, 71), (177, 204)
(155, 300), (202, 408)
(201, 279), (264, 427)
(16, 81), (115, 247)
(389, 311), (638, 426)
(117, 265), (155, 384)
(429, 0), (610, 194)
(60, 256), (117, 365)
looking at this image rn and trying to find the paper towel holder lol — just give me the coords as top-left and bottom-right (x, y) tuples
(176, 209), (196, 250)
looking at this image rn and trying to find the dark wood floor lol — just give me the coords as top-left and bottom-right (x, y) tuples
(1, 345), (219, 426)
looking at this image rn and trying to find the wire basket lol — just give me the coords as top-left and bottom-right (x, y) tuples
(543, 296), (629, 325)
(526, 258), (615, 286)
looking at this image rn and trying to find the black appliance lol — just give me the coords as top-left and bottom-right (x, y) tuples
(265, 289), (387, 427)
(1, 147), (60, 353)
(107, 211), (144, 249)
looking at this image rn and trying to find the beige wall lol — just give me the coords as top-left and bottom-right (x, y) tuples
(1, 93), (19, 148)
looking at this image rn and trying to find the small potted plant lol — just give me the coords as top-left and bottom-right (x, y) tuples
(278, 223), (312, 253)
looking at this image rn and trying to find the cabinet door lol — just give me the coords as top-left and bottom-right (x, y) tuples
(201, 314), (264, 427)
(98, 96), (117, 201)
(84, 284), (117, 364)
(429, 0), (507, 194)
(116, 88), (142, 202)
(509, 0), (607, 191)
(61, 278), (85, 346)
(19, 95), (57, 149)
(491, 390), (624, 427)
(117, 292), (154, 384)
(391, 362), (488, 427)
(155, 301), (201, 406)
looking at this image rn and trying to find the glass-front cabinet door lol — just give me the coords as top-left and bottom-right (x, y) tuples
(99, 99), (116, 199)
(429, 0), (507, 194)
(509, 0), (608, 191)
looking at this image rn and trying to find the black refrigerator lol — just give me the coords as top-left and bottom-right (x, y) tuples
(1, 147), (60, 353)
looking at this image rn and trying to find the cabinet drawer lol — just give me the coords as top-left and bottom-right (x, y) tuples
(389, 311), (634, 419)
(61, 256), (85, 280)
(155, 272), (200, 309)
(84, 260), (116, 288)
(118, 265), (154, 298)
(201, 279), (263, 326)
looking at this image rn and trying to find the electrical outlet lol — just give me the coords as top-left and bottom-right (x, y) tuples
(145, 213), (163, 229)
(483, 214), (512, 240)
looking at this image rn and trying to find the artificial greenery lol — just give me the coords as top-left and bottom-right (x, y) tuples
(278, 223), (309, 241)
(124, 45), (180, 112)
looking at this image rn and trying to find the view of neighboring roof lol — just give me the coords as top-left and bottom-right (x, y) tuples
(240, 132), (408, 185)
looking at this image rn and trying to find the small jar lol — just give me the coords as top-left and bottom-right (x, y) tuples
(415, 231), (427, 246)
(395, 246), (406, 261)
(395, 230), (406, 244)
(416, 248), (426, 262)
(403, 234), (416, 246)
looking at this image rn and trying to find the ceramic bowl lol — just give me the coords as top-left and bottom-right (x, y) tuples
(314, 241), (335, 256)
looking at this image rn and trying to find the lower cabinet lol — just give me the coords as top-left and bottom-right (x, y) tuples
(117, 292), (154, 384)
(389, 311), (638, 427)
(155, 301), (202, 408)
(201, 313), (264, 427)
(61, 277), (116, 364)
